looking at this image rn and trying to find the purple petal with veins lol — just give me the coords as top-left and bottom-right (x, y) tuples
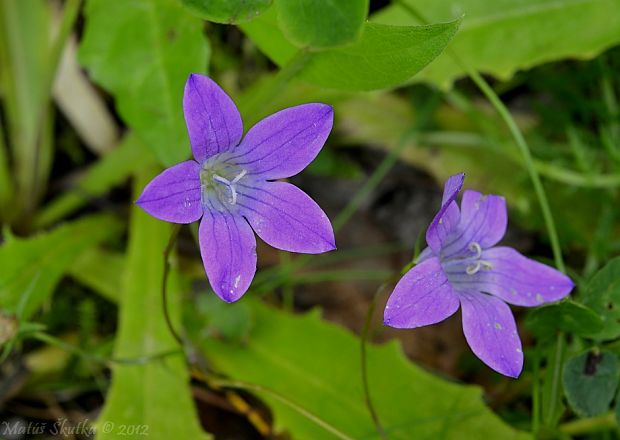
(231, 103), (333, 180)
(183, 73), (243, 163)
(199, 212), (257, 303)
(237, 181), (335, 254)
(136, 160), (202, 224)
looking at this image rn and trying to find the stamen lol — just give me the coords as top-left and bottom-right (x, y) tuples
(480, 261), (493, 270)
(230, 186), (238, 205)
(231, 169), (247, 184)
(468, 242), (482, 259)
(213, 171), (245, 206)
(213, 174), (230, 185)
(466, 261), (481, 275)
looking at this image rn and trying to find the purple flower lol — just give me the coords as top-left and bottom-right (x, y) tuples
(384, 173), (574, 377)
(137, 74), (336, 302)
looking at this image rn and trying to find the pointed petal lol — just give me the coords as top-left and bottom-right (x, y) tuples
(198, 212), (257, 302)
(426, 173), (464, 253)
(136, 161), (202, 223)
(236, 181), (335, 254)
(184, 74), (243, 163)
(384, 257), (460, 329)
(460, 247), (574, 306)
(230, 104), (333, 180)
(460, 291), (523, 378)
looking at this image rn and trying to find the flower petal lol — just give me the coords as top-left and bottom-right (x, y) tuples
(184, 74), (243, 163)
(461, 247), (574, 306)
(236, 181), (335, 254)
(136, 160), (202, 223)
(440, 190), (507, 259)
(230, 103), (333, 180)
(459, 291), (523, 378)
(384, 257), (460, 329)
(199, 212), (257, 302)
(426, 173), (464, 254)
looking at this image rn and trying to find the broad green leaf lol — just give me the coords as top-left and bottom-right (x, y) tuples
(525, 300), (603, 337)
(241, 7), (460, 91)
(79, 0), (209, 166)
(0, 215), (121, 320)
(35, 134), (146, 228)
(185, 293), (255, 343)
(198, 300), (530, 439)
(240, 6), (296, 65)
(182, 0), (272, 23)
(582, 257), (620, 340)
(563, 351), (619, 418)
(277, 0), (368, 48)
(97, 166), (208, 440)
(373, 0), (620, 88)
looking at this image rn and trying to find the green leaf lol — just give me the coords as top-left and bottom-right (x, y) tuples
(525, 300), (603, 338)
(186, 293), (255, 343)
(198, 300), (530, 439)
(276, 0), (368, 48)
(79, 0), (210, 166)
(582, 257), (620, 340)
(0, 215), (121, 320)
(182, 0), (272, 23)
(34, 134), (146, 228)
(0, 0), (52, 215)
(563, 351), (619, 418)
(373, 0), (620, 88)
(97, 166), (208, 440)
(241, 7), (460, 91)
(67, 248), (125, 303)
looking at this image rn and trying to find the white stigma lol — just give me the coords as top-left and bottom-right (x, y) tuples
(464, 241), (492, 275)
(468, 241), (482, 259)
(213, 169), (247, 205)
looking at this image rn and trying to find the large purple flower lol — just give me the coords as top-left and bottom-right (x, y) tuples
(384, 173), (574, 377)
(137, 74), (335, 302)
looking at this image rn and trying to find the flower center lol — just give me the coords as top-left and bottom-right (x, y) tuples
(441, 241), (493, 288)
(200, 153), (248, 212)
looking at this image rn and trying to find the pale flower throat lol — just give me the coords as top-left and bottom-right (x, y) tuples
(200, 153), (248, 212)
(440, 241), (494, 289)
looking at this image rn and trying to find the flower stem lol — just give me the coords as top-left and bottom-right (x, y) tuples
(30, 331), (182, 367)
(162, 223), (183, 346)
(394, 4), (568, 432)
(360, 285), (389, 440)
(463, 68), (565, 272)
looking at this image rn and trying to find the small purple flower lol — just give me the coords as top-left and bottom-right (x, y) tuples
(137, 74), (336, 302)
(384, 173), (574, 377)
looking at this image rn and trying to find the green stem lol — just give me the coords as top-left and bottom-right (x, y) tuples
(211, 378), (356, 440)
(543, 332), (565, 428)
(463, 69), (565, 272)
(30, 331), (182, 367)
(162, 223), (183, 346)
(531, 346), (541, 433)
(360, 285), (389, 440)
(396, 0), (565, 272)
(396, 2), (568, 431)
(559, 411), (616, 435)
